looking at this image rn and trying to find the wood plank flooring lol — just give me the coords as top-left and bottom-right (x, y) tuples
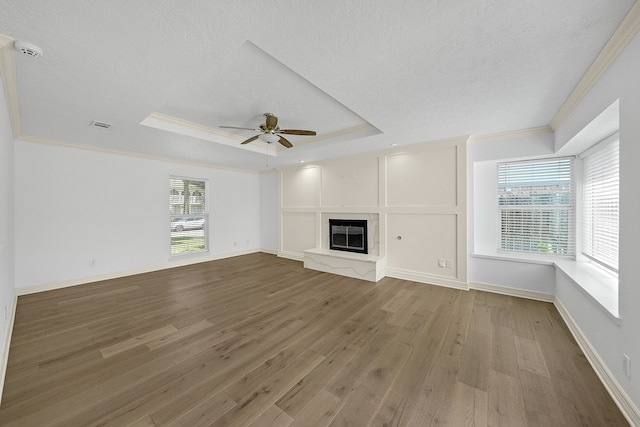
(0, 253), (628, 426)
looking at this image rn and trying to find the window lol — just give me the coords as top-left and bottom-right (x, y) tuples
(498, 158), (574, 255)
(170, 177), (207, 255)
(581, 134), (619, 273)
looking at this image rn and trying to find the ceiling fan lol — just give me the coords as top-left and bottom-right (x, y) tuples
(220, 113), (316, 148)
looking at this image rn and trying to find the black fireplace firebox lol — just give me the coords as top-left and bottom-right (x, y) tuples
(329, 219), (368, 254)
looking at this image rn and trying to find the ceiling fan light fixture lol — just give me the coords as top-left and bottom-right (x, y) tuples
(259, 133), (280, 144)
(220, 113), (315, 149)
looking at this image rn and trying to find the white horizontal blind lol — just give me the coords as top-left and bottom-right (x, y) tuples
(170, 177), (208, 255)
(582, 137), (619, 273)
(498, 158), (574, 255)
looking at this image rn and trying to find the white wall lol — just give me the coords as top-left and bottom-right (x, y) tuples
(14, 140), (262, 291)
(259, 171), (278, 252)
(468, 32), (640, 411)
(279, 138), (467, 288)
(0, 71), (15, 388)
(467, 130), (558, 296)
(553, 31), (640, 408)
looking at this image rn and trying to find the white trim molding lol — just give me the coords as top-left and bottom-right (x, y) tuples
(277, 251), (305, 262)
(16, 249), (261, 296)
(550, 1), (640, 129)
(17, 135), (259, 175)
(0, 34), (21, 137)
(469, 281), (555, 302)
(554, 297), (640, 427)
(467, 126), (552, 144)
(0, 290), (17, 403)
(385, 268), (469, 291)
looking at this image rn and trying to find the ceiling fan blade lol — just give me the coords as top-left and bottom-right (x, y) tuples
(220, 125), (260, 131)
(240, 135), (260, 145)
(278, 129), (317, 136)
(264, 113), (278, 130)
(278, 136), (293, 148)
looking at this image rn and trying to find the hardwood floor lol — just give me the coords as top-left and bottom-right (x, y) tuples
(0, 253), (628, 426)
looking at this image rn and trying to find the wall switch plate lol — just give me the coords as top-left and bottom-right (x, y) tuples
(446, 259), (453, 268)
(623, 354), (631, 378)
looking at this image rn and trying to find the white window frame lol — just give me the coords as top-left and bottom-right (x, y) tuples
(497, 157), (575, 256)
(169, 176), (208, 256)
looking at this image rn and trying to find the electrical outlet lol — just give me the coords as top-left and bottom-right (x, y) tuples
(623, 354), (631, 378)
(438, 258), (446, 267)
(89, 258), (96, 267)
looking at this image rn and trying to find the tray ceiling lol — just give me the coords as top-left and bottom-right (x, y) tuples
(0, 1), (637, 171)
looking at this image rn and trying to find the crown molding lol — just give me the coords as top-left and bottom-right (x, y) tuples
(144, 112), (246, 142)
(550, 1), (640, 130)
(0, 36), (11, 49)
(467, 126), (551, 143)
(17, 134), (260, 175)
(0, 34), (22, 137)
(296, 123), (379, 144)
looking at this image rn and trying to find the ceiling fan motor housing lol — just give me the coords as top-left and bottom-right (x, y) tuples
(220, 113), (316, 148)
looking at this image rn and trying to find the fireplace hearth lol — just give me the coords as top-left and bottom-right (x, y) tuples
(329, 219), (368, 254)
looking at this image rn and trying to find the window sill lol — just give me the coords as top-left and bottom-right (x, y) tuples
(169, 249), (209, 260)
(554, 258), (619, 322)
(471, 251), (558, 266)
(471, 251), (620, 321)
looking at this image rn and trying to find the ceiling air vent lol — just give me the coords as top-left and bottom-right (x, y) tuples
(89, 120), (112, 129)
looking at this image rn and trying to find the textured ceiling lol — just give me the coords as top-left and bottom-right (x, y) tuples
(0, 0), (636, 171)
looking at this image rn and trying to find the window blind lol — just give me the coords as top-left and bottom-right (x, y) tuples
(582, 137), (619, 273)
(498, 158), (574, 255)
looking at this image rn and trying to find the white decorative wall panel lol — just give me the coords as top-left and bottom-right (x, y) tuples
(321, 156), (379, 207)
(281, 212), (317, 254)
(386, 146), (457, 207)
(387, 213), (457, 278)
(279, 139), (465, 286)
(281, 165), (320, 207)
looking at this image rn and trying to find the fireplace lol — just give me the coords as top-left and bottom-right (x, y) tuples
(329, 219), (368, 254)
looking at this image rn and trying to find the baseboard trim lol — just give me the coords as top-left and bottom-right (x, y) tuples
(469, 281), (555, 302)
(277, 251), (304, 262)
(16, 249), (262, 296)
(385, 268), (468, 290)
(554, 297), (640, 427)
(0, 290), (17, 403)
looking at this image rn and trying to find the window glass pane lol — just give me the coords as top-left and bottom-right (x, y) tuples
(170, 177), (208, 255)
(497, 158), (574, 255)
